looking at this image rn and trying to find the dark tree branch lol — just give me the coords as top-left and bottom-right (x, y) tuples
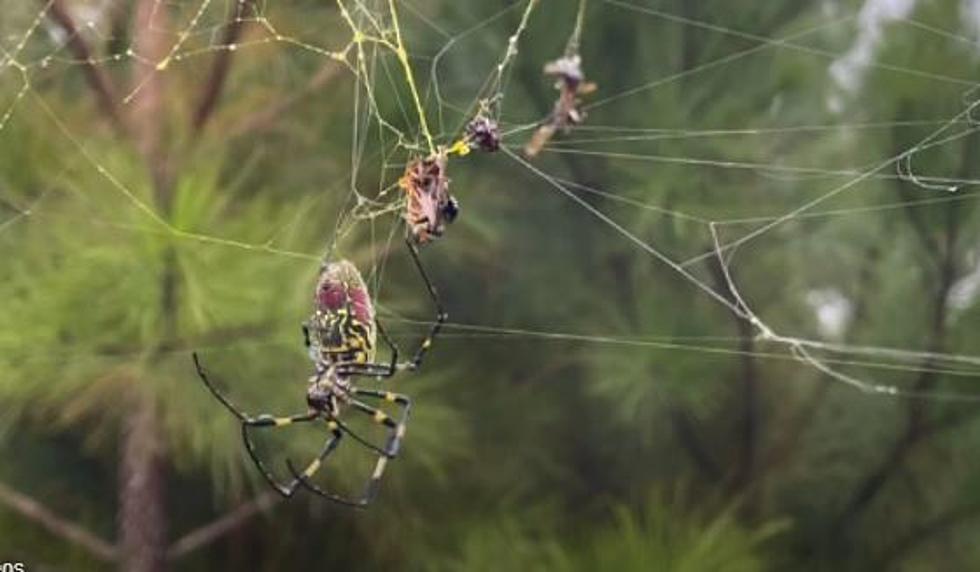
(168, 491), (279, 560)
(732, 315), (759, 491)
(835, 246), (955, 526)
(838, 426), (922, 527)
(677, 0), (701, 80)
(0, 482), (287, 564)
(227, 60), (344, 139)
(836, 126), (974, 529)
(928, 405), (980, 435)
(42, 0), (127, 134)
(877, 502), (980, 569)
(0, 481), (117, 562)
(130, 0), (170, 180)
(105, 0), (131, 58)
(669, 405), (722, 482)
(192, 0), (255, 133)
(890, 109), (943, 264)
(760, 244), (881, 476)
(894, 178), (940, 260)
(705, 254), (760, 496)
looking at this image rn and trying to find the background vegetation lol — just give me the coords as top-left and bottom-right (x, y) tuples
(2, 0), (980, 570)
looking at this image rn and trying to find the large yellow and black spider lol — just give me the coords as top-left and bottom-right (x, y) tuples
(192, 247), (444, 507)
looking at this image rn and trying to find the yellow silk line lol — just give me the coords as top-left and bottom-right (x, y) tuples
(388, 0), (435, 154)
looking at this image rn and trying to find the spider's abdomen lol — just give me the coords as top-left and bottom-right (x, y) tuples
(309, 260), (376, 365)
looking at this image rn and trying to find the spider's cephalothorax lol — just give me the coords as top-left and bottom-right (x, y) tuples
(525, 54), (597, 157)
(304, 366), (351, 416)
(193, 255), (447, 507)
(399, 153), (459, 245)
(305, 260), (377, 369)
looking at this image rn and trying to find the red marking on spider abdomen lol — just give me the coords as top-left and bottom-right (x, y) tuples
(318, 283), (348, 311)
(315, 260), (376, 327)
(347, 286), (373, 327)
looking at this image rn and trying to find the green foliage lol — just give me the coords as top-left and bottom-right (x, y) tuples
(587, 495), (788, 572)
(4, 0), (980, 569)
(424, 491), (787, 572)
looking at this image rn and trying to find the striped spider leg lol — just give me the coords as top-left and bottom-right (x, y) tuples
(400, 237), (448, 372)
(192, 332), (409, 506)
(192, 259), (419, 506)
(287, 387), (412, 507)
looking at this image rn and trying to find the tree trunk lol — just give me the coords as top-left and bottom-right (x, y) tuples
(118, 1), (172, 570)
(119, 388), (167, 572)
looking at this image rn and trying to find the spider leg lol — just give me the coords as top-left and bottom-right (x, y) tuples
(329, 416), (393, 457)
(336, 364), (395, 378)
(375, 319), (399, 377)
(296, 393), (409, 461)
(241, 412), (319, 497)
(346, 395), (410, 457)
(351, 389), (411, 457)
(402, 237), (447, 371)
(286, 394), (412, 508)
(192, 352), (249, 422)
(288, 395), (409, 507)
(277, 423), (344, 498)
(286, 456), (376, 508)
(287, 455), (385, 508)
(193, 353), (334, 497)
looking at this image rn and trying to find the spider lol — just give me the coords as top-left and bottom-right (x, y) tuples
(193, 253), (445, 507)
(399, 151), (459, 245)
(525, 54), (596, 157)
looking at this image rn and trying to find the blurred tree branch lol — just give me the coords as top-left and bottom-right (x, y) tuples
(706, 255), (760, 500)
(759, 244), (881, 477)
(0, 478), (283, 565)
(669, 405), (722, 482)
(0, 481), (117, 562)
(168, 491), (280, 560)
(835, 232), (954, 530)
(192, 0), (256, 133)
(228, 60), (344, 139)
(837, 123), (979, 531)
(877, 501), (980, 569)
(42, 0), (127, 135)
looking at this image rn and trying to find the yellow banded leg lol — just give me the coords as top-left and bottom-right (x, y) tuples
(361, 455), (389, 503)
(404, 237), (447, 371)
(348, 400), (401, 458)
(295, 427), (392, 507)
(247, 412), (316, 427)
(288, 424), (343, 492)
(287, 422), (386, 508)
(240, 411), (319, 497)
(290, 395), (410, 507)
(351, 391), (411, 458)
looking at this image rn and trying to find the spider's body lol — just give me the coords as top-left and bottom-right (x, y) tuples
(193, 253), (445, 507)
(306, 260), (377, 369)
(399, 153), (459, 245)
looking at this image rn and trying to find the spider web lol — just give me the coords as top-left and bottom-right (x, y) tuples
(3, 0), (980, 423)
